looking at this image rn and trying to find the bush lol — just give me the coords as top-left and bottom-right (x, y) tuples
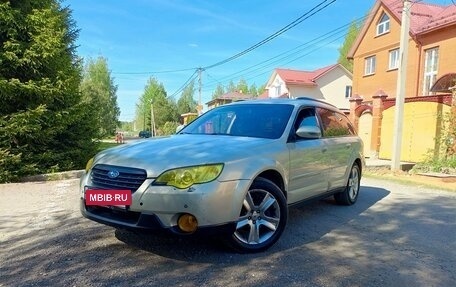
(412, 109), (456, 175)
(160, 121), (180, 136)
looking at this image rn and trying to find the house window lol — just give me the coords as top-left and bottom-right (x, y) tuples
(345, 85), (352, 98)
(377, 13), (390, 36)
(275, 79), (281, 97)
(423, 47), (439, 95)
(364, 56), (376, 76)
(389, 49), (399, 70)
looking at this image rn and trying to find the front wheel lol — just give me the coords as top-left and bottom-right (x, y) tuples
(334, 163), (360, 205)
(225, 177), (287, 253)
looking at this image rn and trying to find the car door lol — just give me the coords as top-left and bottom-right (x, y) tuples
(287, 107), (329, 204)
(316, 108), (357, 190)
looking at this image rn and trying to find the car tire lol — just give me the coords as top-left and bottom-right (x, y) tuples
(334, 163), (360, 205)
(225, 177), (287, 253)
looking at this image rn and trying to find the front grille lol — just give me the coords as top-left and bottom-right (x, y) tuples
(90, 164), (147, 192)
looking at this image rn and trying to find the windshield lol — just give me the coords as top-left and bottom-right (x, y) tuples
(180, 104), (294, 139)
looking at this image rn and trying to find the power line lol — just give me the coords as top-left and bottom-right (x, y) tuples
(169, 69), (199, 98)
(201, 0), (408, 92)
(202, 14), (368, 91)
(167, 1), (338, 101)
(113, 67), (197, 75)
(111, 0), (336, 76)
(113, 0), (338, 100)
(202, 32), (347, 94)
(203, 0), (337, 70)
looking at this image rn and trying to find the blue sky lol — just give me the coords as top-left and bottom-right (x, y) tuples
(65, 0), (454, 121)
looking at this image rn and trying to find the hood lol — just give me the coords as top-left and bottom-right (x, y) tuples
(93, 134), (275, 177)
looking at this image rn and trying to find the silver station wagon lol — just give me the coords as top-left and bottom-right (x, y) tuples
(80, 98), (364, 253)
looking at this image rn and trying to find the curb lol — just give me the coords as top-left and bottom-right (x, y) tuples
(20, 170), (84, 182)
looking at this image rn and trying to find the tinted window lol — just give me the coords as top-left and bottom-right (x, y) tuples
(317, 108), (355, 137)
(181, 104), (294, 139)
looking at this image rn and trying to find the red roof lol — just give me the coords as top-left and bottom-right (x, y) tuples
(275, 64), (339, 86)
(348, 0), (456, 58)
(258, 90), (269, 99)
(381, 0), (456, 35)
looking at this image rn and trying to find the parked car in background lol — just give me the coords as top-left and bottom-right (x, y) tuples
(80, 98), (364, 253)
(138, 130), (151, 138)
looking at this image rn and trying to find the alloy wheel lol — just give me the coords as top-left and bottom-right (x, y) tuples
(234, 189), (281, 245)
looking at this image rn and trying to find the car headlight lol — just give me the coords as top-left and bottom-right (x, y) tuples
(154, 164), (224, 189)
(85, 157), (94, 172)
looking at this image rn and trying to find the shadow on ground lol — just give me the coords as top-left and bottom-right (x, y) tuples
(2, 184), (455, 286)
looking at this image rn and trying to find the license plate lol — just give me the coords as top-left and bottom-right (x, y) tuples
(85, 189), (132, 206)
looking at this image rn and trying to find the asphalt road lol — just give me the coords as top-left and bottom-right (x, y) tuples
(0, 177), (455, 287)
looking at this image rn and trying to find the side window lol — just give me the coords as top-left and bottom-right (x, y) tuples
(336, 113), (356, 135)
(316, 108), (354, 137)
(294, 107), (319, 131)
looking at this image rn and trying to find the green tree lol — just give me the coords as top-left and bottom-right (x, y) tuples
(227, 80), (236, 92)
(249, 84), (258, 97)
(211, 83), (225, 99)
(135, 77), (178, 135)
(0, 0), (98, 182)
(161, 121), (180, 135)
(119, 121), (134, 132)
(258, 84), (266, 95)
(80, 56), (120, 138)
(177, 80), (197, 115)
(338, 21), (361, 73)
(236, 78), (249, 94)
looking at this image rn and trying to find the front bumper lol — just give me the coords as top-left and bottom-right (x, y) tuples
(80, 200), (236, 235)
(80, 174), (251, 235)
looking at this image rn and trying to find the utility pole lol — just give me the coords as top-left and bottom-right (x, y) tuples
(391, 0), (411, 171)
(150, 101), (156, 137)
(197, 68), (203, 115)
(143, 107), (146, 131)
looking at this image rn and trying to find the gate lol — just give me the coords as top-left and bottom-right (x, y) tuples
(358, 112), (372, 157)
(379, 101), (450, 162)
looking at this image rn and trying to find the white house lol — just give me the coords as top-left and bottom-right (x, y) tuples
(263, 64), (353, 111)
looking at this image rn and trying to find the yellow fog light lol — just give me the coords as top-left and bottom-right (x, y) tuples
(177, 214), (198, 233)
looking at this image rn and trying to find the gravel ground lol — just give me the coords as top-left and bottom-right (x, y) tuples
(0, 177), (455, 287)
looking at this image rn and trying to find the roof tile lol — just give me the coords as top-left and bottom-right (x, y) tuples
(275, 64), (338, 85)
(381, 0), (456, 34)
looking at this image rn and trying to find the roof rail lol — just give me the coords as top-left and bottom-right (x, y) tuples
(295, 97), (337, 108)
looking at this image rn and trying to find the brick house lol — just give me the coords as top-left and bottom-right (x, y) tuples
(348, 0), (456, 160)
(348, 0), (456, 100)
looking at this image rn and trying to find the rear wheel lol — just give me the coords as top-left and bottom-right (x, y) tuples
(225, 177), (287, 253)
(335, 163), (360, 205)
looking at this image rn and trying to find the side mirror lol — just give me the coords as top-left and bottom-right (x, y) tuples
(296, 126), (321, 139)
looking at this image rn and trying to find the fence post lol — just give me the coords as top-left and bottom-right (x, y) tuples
(349, 95), (364, 132)
(371, 91), (388, 159)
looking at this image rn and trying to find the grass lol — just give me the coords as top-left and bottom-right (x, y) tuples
(96, 141), (119, 153)
(363, 169), (456, 192)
